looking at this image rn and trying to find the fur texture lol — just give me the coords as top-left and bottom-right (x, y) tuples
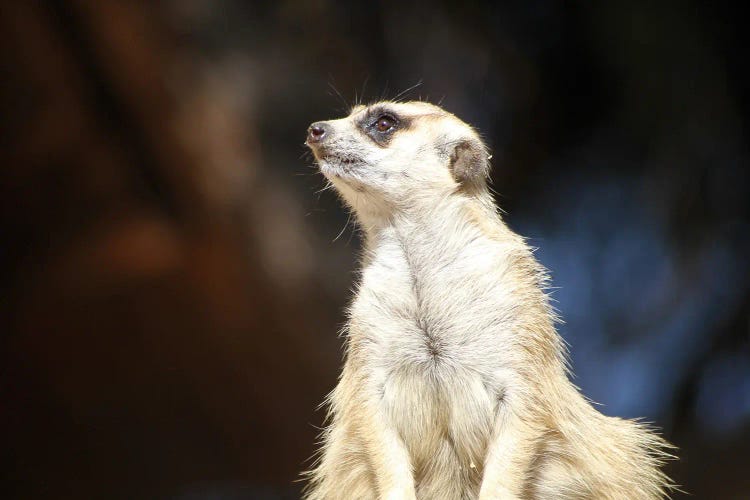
(303, 101), (674, 499)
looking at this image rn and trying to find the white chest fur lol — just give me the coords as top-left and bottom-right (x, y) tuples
(347, 217), (524, 472)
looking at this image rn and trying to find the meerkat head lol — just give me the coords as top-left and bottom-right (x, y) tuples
(306, 101), (491, 223)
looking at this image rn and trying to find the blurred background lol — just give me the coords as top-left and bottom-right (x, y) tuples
(2, 1), (748, 498)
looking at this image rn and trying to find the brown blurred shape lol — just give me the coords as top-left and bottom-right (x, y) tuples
(1, 2), (332, 498)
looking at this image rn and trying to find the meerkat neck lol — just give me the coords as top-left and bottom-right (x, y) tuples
(360, 192), (508, 258)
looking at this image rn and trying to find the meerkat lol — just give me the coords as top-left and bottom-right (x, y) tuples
(302, 101), (674, 500)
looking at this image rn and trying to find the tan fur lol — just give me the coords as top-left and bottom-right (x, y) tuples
(303, 101), (674, 499)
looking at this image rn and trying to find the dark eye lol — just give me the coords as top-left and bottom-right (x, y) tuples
(375, 115), (396, 132)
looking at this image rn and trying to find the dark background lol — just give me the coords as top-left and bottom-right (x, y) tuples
(2, 1), (748, 498)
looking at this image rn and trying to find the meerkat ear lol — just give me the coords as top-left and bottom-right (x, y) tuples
(449, 138), (490, 190)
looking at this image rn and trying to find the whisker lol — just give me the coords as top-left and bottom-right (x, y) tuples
(332, 211), (353, 243)
(327, 78), (349, 112)
(360, 75), (370, 106)
(315, 181), (335, 195)
(393, 79), (423, 103)
(345, 216), (359, 246)
(380, 80), (390, 103)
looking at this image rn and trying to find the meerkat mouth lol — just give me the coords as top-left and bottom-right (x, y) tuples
(317, 153), (366, 178)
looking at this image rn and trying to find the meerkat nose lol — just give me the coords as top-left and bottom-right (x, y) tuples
(307, 122), (330, 144)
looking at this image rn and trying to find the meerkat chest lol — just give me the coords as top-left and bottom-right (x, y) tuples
(348, 235), (512, 464)
(350, 232), (514, 369)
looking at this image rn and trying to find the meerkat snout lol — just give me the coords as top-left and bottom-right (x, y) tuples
(306, 121), (330, 145)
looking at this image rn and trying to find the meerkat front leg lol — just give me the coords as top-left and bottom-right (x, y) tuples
(478, 395), (540, 499)
(358, 399), (417, 499)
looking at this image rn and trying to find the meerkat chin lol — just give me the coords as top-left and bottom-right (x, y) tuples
(303, 101), (675, 500)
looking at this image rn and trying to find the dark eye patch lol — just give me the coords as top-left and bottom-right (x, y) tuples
(357, 105), (410, 147)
